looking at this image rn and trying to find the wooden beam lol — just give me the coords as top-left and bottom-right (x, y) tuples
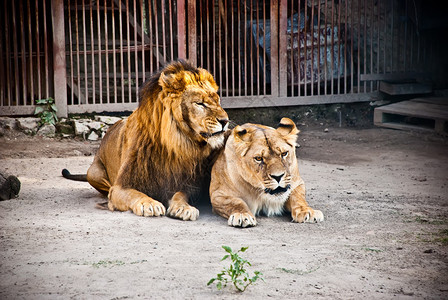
(187, 0), (196, 66)
(177, 0), (186, 59)
(51, 0), (68, 117)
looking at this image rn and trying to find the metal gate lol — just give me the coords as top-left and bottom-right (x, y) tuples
(0, 0), (445, 117)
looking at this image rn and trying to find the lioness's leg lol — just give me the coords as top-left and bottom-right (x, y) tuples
(87, 157), (111, 195)
(108, 185), (166, 217)
(285, 184), (324, 223)
(211, 195), (257, 227)
(167, 191), (199, 221)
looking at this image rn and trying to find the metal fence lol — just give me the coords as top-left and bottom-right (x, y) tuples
(0, 0), (446, 117)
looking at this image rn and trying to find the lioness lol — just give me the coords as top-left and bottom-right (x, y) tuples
(210, 118), (324, 227)
(63, 60), (229, 220)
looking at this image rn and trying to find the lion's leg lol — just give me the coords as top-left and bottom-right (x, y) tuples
(167, 191), (199, 221)
(108, 185), (166, 217)
(285, 184), (324, 223)
(211, 195), (257, 227)
(86, 158), (111, 195)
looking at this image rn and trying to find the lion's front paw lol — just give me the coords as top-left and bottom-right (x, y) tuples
(228, 212), (257, 228)
(292, 208), (324, 223)
(167, 203), (199, 221)
(131, 198), (166, 217)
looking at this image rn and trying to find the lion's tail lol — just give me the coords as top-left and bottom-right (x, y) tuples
(61, 169), (88, 182)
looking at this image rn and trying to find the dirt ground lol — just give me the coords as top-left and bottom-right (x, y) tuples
(0, 124), (447, 299)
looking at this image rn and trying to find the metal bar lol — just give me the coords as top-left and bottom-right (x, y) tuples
(105, 0), (110, 103)
(218, 0), (222, 96)
(344, 0), (348, 94)
(369, 0), (373, 91)
(357, 0), (360, 93)
(255, 0), (260, 96)
(154, 0), (160, 67)
(68, 0), (74, 104)
(317, 0), (321, 96)
(148, 0), (154, 73)
(75, 1), (81, 103)
(161, 0), (166, 63)
(390, 0), (394, 72)
(12, 1), (20, 105)
(237, 0), (241, 95)
(270, 0), (278, 98)
(90, 0), (95, 104)
(27, 0), (34, 104)
(19, 0), (27, 105)
(310, 1), (314, 96)
(127, 0), (131, 103)
(298, 0), (302, 97)
(363, 0), (367, 92)
(224, 0), (229, 97)
(244, 1), (248, 96)
(278, 0), (287, 97)
(35, 0), (41, 100)
(112, 0), (117, 103)
(350, 0), (354, 93)
(262, 0), (266, 95)
(249, 0), (253, 96)
(177, 0), (186, 59)
(377, 0), (380, 76)
(199, 0), (202, 67)
(337, 0), (341, 94)
(231, 0), (235, 96)
(323, 0), (327, 95)
(97, 0), (103, 103)
(43, 0), (49, 98)
(3, 1), (11, 106)
(133, 0), (137, 100)
(0, 3), (4, 105)
(51, 0), (68, 117)
(212, 0), (216, 82)
(383, 0), (386, 74)
(169, 0), (174, 61)
(404, 0), (408, 72)
(187, 0), (196, 66)
(119, 0), (124, 103)
(303, 0), (307, 96)
(330, 0), (334, 94)
(82, 0), (88, 103)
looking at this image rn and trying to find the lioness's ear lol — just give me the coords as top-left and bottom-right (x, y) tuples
(233, 126), (250, 142)
(159, 71), (186, 92)
(277, 117), (299, 146)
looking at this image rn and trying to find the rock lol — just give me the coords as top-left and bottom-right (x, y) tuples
(87, 131), (99, 141)
(36, 124), (56, 137)
(0, 117), (17, 130)
(56, 124), (74, 135)
(73, 121), (90, 136)
(86, 121), (104, 131)
(16, 117), (40, 134)
(95, 115), (122, 125)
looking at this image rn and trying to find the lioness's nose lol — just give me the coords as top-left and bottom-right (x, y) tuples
(270, 173), (285, 183)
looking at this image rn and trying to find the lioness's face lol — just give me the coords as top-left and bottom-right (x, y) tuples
(181, 85), (229, 148)
(232, 119), (299, 196)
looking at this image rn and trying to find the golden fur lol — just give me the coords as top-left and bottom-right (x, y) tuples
(210, 118), (324, 227)
(85, 60), (229, 220)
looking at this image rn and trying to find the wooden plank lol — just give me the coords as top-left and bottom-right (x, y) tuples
(187, 0), (196, 66)
(221, 93), (376, 109)
(51, 0), (68, 117)
(177, 0), (186, 59)
(68, 103), (137, 114)
(375, 100), (448, 120)
(360, 72), (429, 82)
(270, 0), (278, 97)
(379, 81), (432, 95)
(278, 0), (287, 97)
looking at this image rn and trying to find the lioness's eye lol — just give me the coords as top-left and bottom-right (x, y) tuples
(254, 156), (263, 162)
(281, 151), (289, 158)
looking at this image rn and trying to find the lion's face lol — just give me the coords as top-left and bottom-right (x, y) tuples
(230, 118), (300, 199)
(159, 67), (229, 149)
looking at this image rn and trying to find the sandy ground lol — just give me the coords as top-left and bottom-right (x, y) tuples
(0, 126), (447, 299)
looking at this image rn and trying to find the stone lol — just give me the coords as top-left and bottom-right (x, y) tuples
(16, 117), (40, 134)
(0, 117), (17, 130)
(73, 121), (90, 136)
(36, 124), (56, 137)
(95, 115), (122, 125)
(87, 131), (99, 141)
(86, 121), (104, 131)
(56, 124), (74, 135)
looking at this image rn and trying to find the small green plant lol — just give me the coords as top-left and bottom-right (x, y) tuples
(207, 246), (263, 292)
(34, 97), (58, 125)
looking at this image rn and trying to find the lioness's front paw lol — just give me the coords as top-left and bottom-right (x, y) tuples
(131, 199), (166, 217)
(167, 203), (199, 221)
(292, 208), (324, 223)
(228, 212), (257, 228)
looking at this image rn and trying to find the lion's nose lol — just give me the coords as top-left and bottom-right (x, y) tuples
(218, 118), (229, 129)
(270, 173), (285, 183)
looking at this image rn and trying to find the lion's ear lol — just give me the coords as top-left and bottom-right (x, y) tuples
(198, 68), (219, 92)
(277, 117), (299, 146)
(159, 71), (186, 92)
(233, 126), (250, 142)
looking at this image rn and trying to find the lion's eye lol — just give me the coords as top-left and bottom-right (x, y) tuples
(281, 151), (289, 158)
(196, 102), (207, 108)
(254, 156), (263, 163)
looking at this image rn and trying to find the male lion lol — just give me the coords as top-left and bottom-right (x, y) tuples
(63, 60), (229, 220)
(210, 118), (324, 227)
